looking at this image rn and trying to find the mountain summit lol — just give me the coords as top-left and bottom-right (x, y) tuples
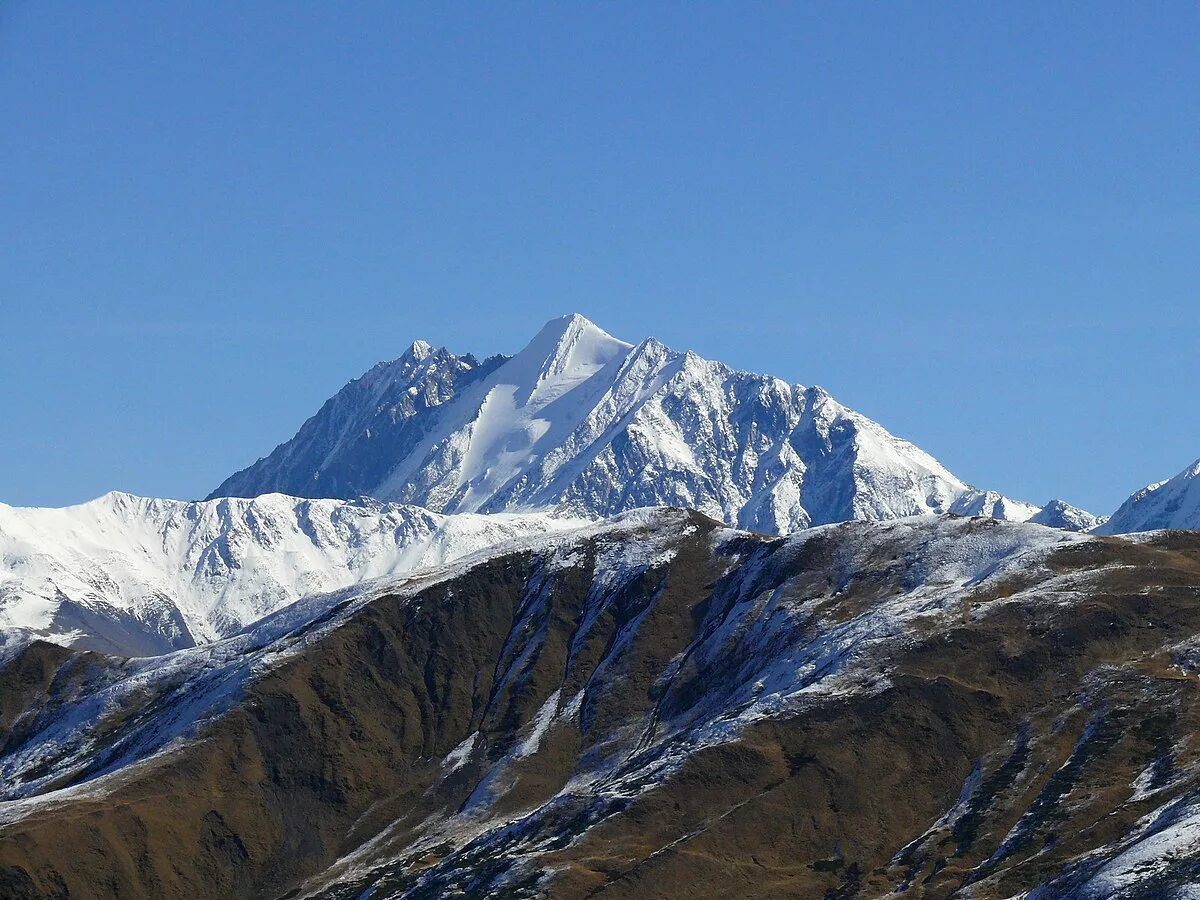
(1097, 457), (1200, 534)
(210, 314), (1042, 532)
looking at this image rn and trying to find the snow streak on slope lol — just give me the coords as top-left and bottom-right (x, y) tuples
(11, 511), (1200, 898)
(210, 340), (507, 501)
(0, 512), (1084, 821)
(0, 509), (692, 806)
(0, 492), (573, 655)
(1098, 457), (1200, 534)
(211, 314), (1043, 532)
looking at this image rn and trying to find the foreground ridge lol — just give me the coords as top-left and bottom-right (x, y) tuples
(3, 513), (1200, 897)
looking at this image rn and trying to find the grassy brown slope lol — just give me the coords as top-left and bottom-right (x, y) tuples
(0, 515), (734, 898)
(538, 533), (1200, 898)
(2, 523), (1200, 898)
(0, 552), (550, 898)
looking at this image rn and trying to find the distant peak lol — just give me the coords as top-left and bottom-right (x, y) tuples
(534, 313), (611, 345)
(1029, 498), (1103, 532)
(403, 339), (434, 360)
(80, 490), (184, 511)
(561, 312), (596, 327)
(635, 335), (669, 352)
(95, 489), (135, 505)
(514, 314), (633, 380)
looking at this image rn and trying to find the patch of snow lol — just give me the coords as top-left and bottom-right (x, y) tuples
(1067, 798), (1200, 897)
(515, 690), (561, 758)
(443, 733), (479, 773)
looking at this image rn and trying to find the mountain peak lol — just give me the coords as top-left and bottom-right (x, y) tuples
(544, 311), (600, 332)
(1099, 455), (1200, 534)
(403, 339), (434, 360)
(529, 313), (623, 351)
(948, 489), (1039, 522)
(87, 489), (158, 510)
(209, 315), (1040, 532)
(516, 314), (633, 383)
(1028, 498), (1104, 532)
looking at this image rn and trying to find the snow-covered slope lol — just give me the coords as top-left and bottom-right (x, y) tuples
(211, 314), (1038, 532)
(0, 491), (572, 655)
(947, 488), (1041, 522)
(1097, 457), (1200, 534)
(1030, 497), (1107, 532)
(209, 340), (508, 502)
(0, 512), (1090, 829)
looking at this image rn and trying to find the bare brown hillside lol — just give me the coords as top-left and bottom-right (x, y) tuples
(2, 512), (1200, 898)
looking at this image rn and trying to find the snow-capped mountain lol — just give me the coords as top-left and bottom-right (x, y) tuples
(1097, 457), (1200, 534)
(1030, 497), (1107, 532)
(212, 313), (1041, 532)
(946, 488), (1041, 522)
(0, 491), (571, 655)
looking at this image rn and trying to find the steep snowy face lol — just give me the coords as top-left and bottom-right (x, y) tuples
(371, 313), (637, 513)
(212, 341), (508, 501)
(0, 492), (572, 655)
(1098, 457), (1200, 534)
(211, 314), (1034, 531)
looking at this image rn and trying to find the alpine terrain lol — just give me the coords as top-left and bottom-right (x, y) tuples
(1098, 457), (1200, 535)
(1, 314), (1195, 900)
(211, 314), (1081, 533)
(4, 511), (1200, 898)
(0, 492), (572, 657)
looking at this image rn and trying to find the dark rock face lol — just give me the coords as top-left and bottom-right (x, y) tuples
(3, 515), (1200, 898)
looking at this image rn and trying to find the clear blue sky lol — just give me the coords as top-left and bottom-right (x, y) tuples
(2, 2), (1197, 513)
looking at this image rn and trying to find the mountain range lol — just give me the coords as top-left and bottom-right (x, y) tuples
(211, 314), (1082, 533)
(4, 314), (1195, 665)
(0, 491), (570, 656)
(1, 313), (1199, 899)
